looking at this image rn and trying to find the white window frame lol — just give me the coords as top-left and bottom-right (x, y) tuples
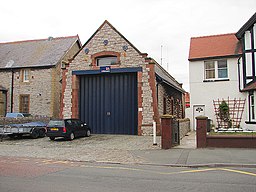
(23, 69), (29, 82)
(249, 93), (255, 121)
(204, 60), (228, 80)
(96, 56), (117, 66)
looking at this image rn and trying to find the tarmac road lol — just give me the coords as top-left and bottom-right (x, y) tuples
(0, 156), (256, 192)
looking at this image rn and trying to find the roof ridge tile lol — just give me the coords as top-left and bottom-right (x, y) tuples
(0, 35), (78, 45)
(191, 33), (236, 39)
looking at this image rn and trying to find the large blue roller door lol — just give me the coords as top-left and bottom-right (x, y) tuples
(79, 72), (138, 135)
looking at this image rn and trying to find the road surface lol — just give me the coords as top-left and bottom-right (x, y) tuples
(0, 156), (256, 192)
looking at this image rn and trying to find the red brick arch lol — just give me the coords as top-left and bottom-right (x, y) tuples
(91, 51), (121, 66)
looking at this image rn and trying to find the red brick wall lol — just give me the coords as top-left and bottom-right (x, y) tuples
(207, 136), (256, 148)
(71, 75), (79, 119)
(196, 117), (256, 148)
(147, 63), (161, 134)
(137, 71), (143, 136)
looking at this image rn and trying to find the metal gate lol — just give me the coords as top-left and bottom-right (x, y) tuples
(79, 72), (138, 135)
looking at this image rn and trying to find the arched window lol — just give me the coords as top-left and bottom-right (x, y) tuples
(91, 51), (120, 67)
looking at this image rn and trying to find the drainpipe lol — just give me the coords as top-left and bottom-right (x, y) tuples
(156, 82), (159, 104)
(10, 69), (14, 112)
(237, 56), (242, 92)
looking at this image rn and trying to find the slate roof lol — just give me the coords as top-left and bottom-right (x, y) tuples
(155, 63), (185, 93)
(0, 35), (80, 69)
(188, 33), (242, 61)
(0, 85), (7, 91)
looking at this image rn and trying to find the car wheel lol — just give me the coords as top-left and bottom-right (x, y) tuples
(86, 129), (91, 137)
(68, 132), (75, 140)
(49, 137), (55, 141)
(39, 129), (45, 138)
(31, 129), (39, 139)
(8, 134), (16, 139)
(17, 134), (23, 139)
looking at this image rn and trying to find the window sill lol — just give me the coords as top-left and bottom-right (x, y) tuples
(245, 121), (256, 124)
(203, 79), (229, 82)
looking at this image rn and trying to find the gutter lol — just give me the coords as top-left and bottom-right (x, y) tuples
(10, 69), (14, 112)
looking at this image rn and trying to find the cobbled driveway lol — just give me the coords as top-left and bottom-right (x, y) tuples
(0, 135), (161, 164)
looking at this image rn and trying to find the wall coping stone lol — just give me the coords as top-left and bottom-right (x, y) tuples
(196, 115), (208, 120)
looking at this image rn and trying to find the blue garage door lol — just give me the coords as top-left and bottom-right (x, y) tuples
(79, 73), (138, 135)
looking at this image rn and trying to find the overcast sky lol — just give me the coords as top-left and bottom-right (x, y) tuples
(1, 0), (255, 91)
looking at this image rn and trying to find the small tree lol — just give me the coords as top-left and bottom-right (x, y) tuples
(218, 101), (232, 127)
(218, 101), (229, 120)
(213, 98), (246, 128)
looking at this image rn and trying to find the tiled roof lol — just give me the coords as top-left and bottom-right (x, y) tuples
(0, 36), (80, 69)
(241, 81), (256, 92)
(188, 33), (242, 61)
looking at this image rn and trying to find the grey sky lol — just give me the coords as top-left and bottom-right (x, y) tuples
(1, 0), (255, 91)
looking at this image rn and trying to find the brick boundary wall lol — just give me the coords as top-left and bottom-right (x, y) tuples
(206, 135), (256, 148)
(196, 116), (256, 148)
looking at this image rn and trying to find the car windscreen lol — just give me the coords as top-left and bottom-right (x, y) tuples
(23, 113), (32, 117)
(6, 113), (19, 117)
(47, 120), (64, 127)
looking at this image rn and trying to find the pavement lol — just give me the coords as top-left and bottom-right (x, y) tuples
(131, 132), (256, 168)
(0, 132), (256, 168)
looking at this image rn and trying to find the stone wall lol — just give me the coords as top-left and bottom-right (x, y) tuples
(0, 116), (50, 125)
(0, 41), (80, 118)
(178, 118), (190, 139)
(62, 22), (156, 135)
(0, 71), (12, 113)
(0, 68), (54, 117)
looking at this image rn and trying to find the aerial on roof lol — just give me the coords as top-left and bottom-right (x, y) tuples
(0, 35), (81, 69)
(188, 33), (242, 61)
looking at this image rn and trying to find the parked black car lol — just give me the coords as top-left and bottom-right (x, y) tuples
(46, 119), (91, 141)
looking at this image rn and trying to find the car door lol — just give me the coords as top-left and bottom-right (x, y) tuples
(65, 120), (73, 135)
(79, 120), (87, 136)
(72, 119), (81, 137)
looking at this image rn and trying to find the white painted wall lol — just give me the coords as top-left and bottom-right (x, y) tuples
(189, 57), (250, 130)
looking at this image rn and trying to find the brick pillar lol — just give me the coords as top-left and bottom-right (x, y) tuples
(161, 115), (173, 149)
(196, 116), (208, 148)
(71, 75), (79, 119)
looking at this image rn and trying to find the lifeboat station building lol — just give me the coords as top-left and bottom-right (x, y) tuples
(61, 21), (185, 135)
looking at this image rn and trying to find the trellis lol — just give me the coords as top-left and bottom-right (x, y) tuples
(213, 97), (246, 129)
